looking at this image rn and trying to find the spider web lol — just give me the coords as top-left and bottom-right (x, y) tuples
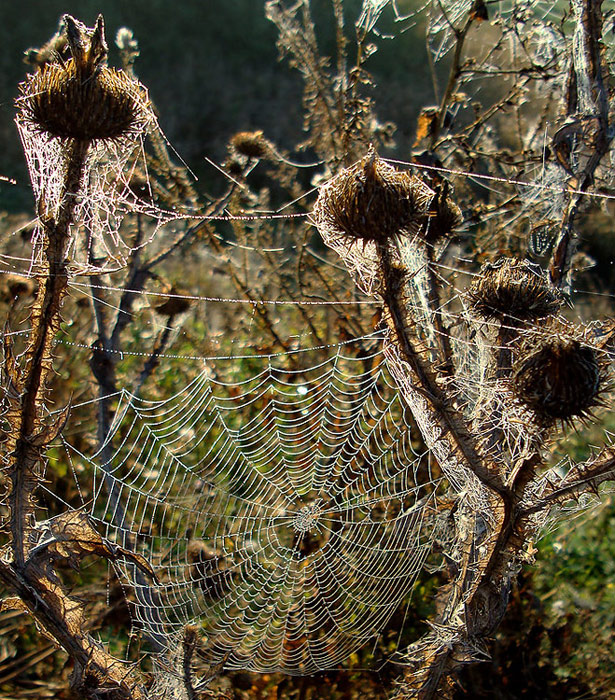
(16, 99), (174, 275)
(66, 339), (442, 675)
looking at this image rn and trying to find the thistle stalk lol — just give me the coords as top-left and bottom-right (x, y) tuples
(5, 138), (88, 566)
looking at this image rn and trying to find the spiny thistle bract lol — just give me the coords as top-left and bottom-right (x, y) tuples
(313, 149), (458, 244)
(512, 337), (604, 422)
(469, 258), (562, 321)
(17, 15), (149, 142)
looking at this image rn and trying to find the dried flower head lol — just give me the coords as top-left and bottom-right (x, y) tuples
(17, 15), (149, 142)
(224, 156), (246, 178)
(512, 337), (604, 422)
(469, 258), (561, 321)
(19, 60), (146, 142)
(230, 130), (271, 159)
(313, 149), (434, 243)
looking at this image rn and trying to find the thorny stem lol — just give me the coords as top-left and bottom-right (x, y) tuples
(6, 138), (88, 567)
(376, 244), (544, 699)
(2, 135), (146, 698)
(377, 243), (505, 497)
(424, 247), (454, 375)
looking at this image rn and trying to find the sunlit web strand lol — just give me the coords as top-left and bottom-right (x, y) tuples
(54, 330), (386, 363)
(68, 280), (379, 306)
(386, 157), (615, 203)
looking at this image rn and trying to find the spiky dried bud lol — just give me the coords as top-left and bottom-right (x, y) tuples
(18, 60), (146, 142)
(469, 258), (561, 321)
(224, 156), (246, 177)
(512, 338), (603, 422)
(18, 16), (149, 143)
(312, 150), (435, 243)
(230, 130), (271, 159)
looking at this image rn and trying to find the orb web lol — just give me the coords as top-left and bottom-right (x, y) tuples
(66, 341), (441, 674)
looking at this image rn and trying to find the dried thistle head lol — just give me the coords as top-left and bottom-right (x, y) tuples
(512, 336), (605, 423)
(230, 130), (271, 159)
(469, 258), (561, 322)
(17, 15), (149, 142)
(313, 149), (434, 244)
(224, 156), (246, 178)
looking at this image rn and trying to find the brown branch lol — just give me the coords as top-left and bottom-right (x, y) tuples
(5, 138), (88, 567)
(521, 450), (615, 518)
(549, 0), (612, 288)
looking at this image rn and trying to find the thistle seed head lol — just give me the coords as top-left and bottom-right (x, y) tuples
(469, 258), (561, 322)
(312, 149), (434, 243)
(17, 15), (148, 142)
(512, 337), (604, 422)
(18, 59), (146, 142)
(224, 156), (246, 177)
(230, 131), (271, 159)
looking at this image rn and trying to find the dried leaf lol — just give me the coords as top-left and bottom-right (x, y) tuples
(414, 107), (439, 146)
(0, 597), (29, 615)
(45, 512), (158, 583)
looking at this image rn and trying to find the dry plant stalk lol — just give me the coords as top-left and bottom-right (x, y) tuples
(314, 120), (613, 700)
(0, 15), (151, 700)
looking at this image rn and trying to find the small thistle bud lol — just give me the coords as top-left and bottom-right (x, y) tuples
(115, 27), (139, 54)
(512, 337), (603, 422)
(312, 149), (434, 243)
(224, 156), (246, 178)
(230, 131), (271, 159)
(469, 258), (561, 321)
(17, 15), (149, 142)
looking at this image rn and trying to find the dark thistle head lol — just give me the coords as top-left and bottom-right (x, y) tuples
(313, 148), (438, 244)
(512, 336), (605, 424)
(230, 130), (272, 159)
(469, 258), (562, 322)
